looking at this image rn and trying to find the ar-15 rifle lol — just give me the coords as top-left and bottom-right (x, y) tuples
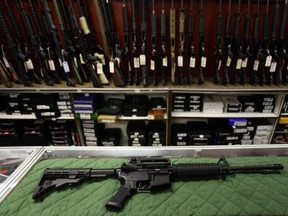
(130, 0), (140, 85)
(41, 0), (75, 87)
(160, 0), (167, 85)
(97, 0), (126, 87)
(187, 0), (195, 85)
(5, 0), (41, 85)
(16, 0), (55, 86)
(122, 0), (132, 85)
(276, 0), (288, 84)
(230, 0), (243, 85)
(52, 0), (86, 85)
(240, 0), (250, 85)
(0, 9), (32, 86)
(170, 0), (176, 84)
(258, 0), (270, 85)
(198, 0), (206, 84)
(269, 0), (279, 85)
(214, 0), (222, 84)
(249, 0), (261, 85)
(222, 0), (232, 85)
(151, 0), (157, 86)
(140, 0), (148, 86)
(32, 156), (284, 211)
(177, 0), (185, 85)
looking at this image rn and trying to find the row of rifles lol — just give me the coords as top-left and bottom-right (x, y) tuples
(0, 0), (287, 88)
(215, 0), (288, 86)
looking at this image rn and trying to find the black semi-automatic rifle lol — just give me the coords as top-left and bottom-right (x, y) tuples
(151, 0), (157, 86)
(214, 0), (222, 84)
(222, 0), (232, 85)
(276, 0), (288, 84)
(131, 0), (140, 85)
(258, 0), (270, 85)
(52, 0), (86, 85)
(16, 0), (55, 86)
(249, 0), (261, 85)
(32, 157), (284, 211)
(140, 0), (148, 86)
(5, 0), (41, 85)
(269, 0), (279, 85)
(177, 0), (185, 85)
(122, 0), (132, 85)
(187, 0), (195, 85)
(230, 0), (242, 85)
(198, 0), (205, 84)
(240, 0), (250, 85)
(0, 9), (32, 86)
(160, 0), (167, 85)
(98, 0), (126, 87)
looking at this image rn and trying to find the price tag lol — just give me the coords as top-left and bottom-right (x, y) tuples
(109, 61), (114, 73)
(177, 56), (183, 67)
(48, 60), (56, 71)
(189, 57), (196, 68)
(150, 59), (155, 70)
(270, 62), (277, 72)
(201, 56), (207, 68)
(242, 57), (248, 68)
(79, 54), (85, 64)
(134, 57), (140, 68)
(253, 60), (259, 71)
(2, 57), (9, 68)
(140, 54), (146, 65)
(25, 59), (34, 70)
(236, 59), (242, 69)
(74, 57), (78, 68)
(226, 56), (231, 67)
(162, 56), (168, 67)
(63, 61), (70, 73)
(97, 62), (103, 74)
(265, 55), (272, 67)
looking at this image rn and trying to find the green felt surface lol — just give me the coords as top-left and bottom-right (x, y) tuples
(0, 157), (288, 216)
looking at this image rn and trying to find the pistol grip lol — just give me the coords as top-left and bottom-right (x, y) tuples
(106, 185), (132, 211)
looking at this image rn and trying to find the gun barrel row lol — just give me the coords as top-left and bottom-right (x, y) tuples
(0, 0), (287, 87)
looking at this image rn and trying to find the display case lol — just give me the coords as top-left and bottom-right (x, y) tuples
(0, 147), (41, 202)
